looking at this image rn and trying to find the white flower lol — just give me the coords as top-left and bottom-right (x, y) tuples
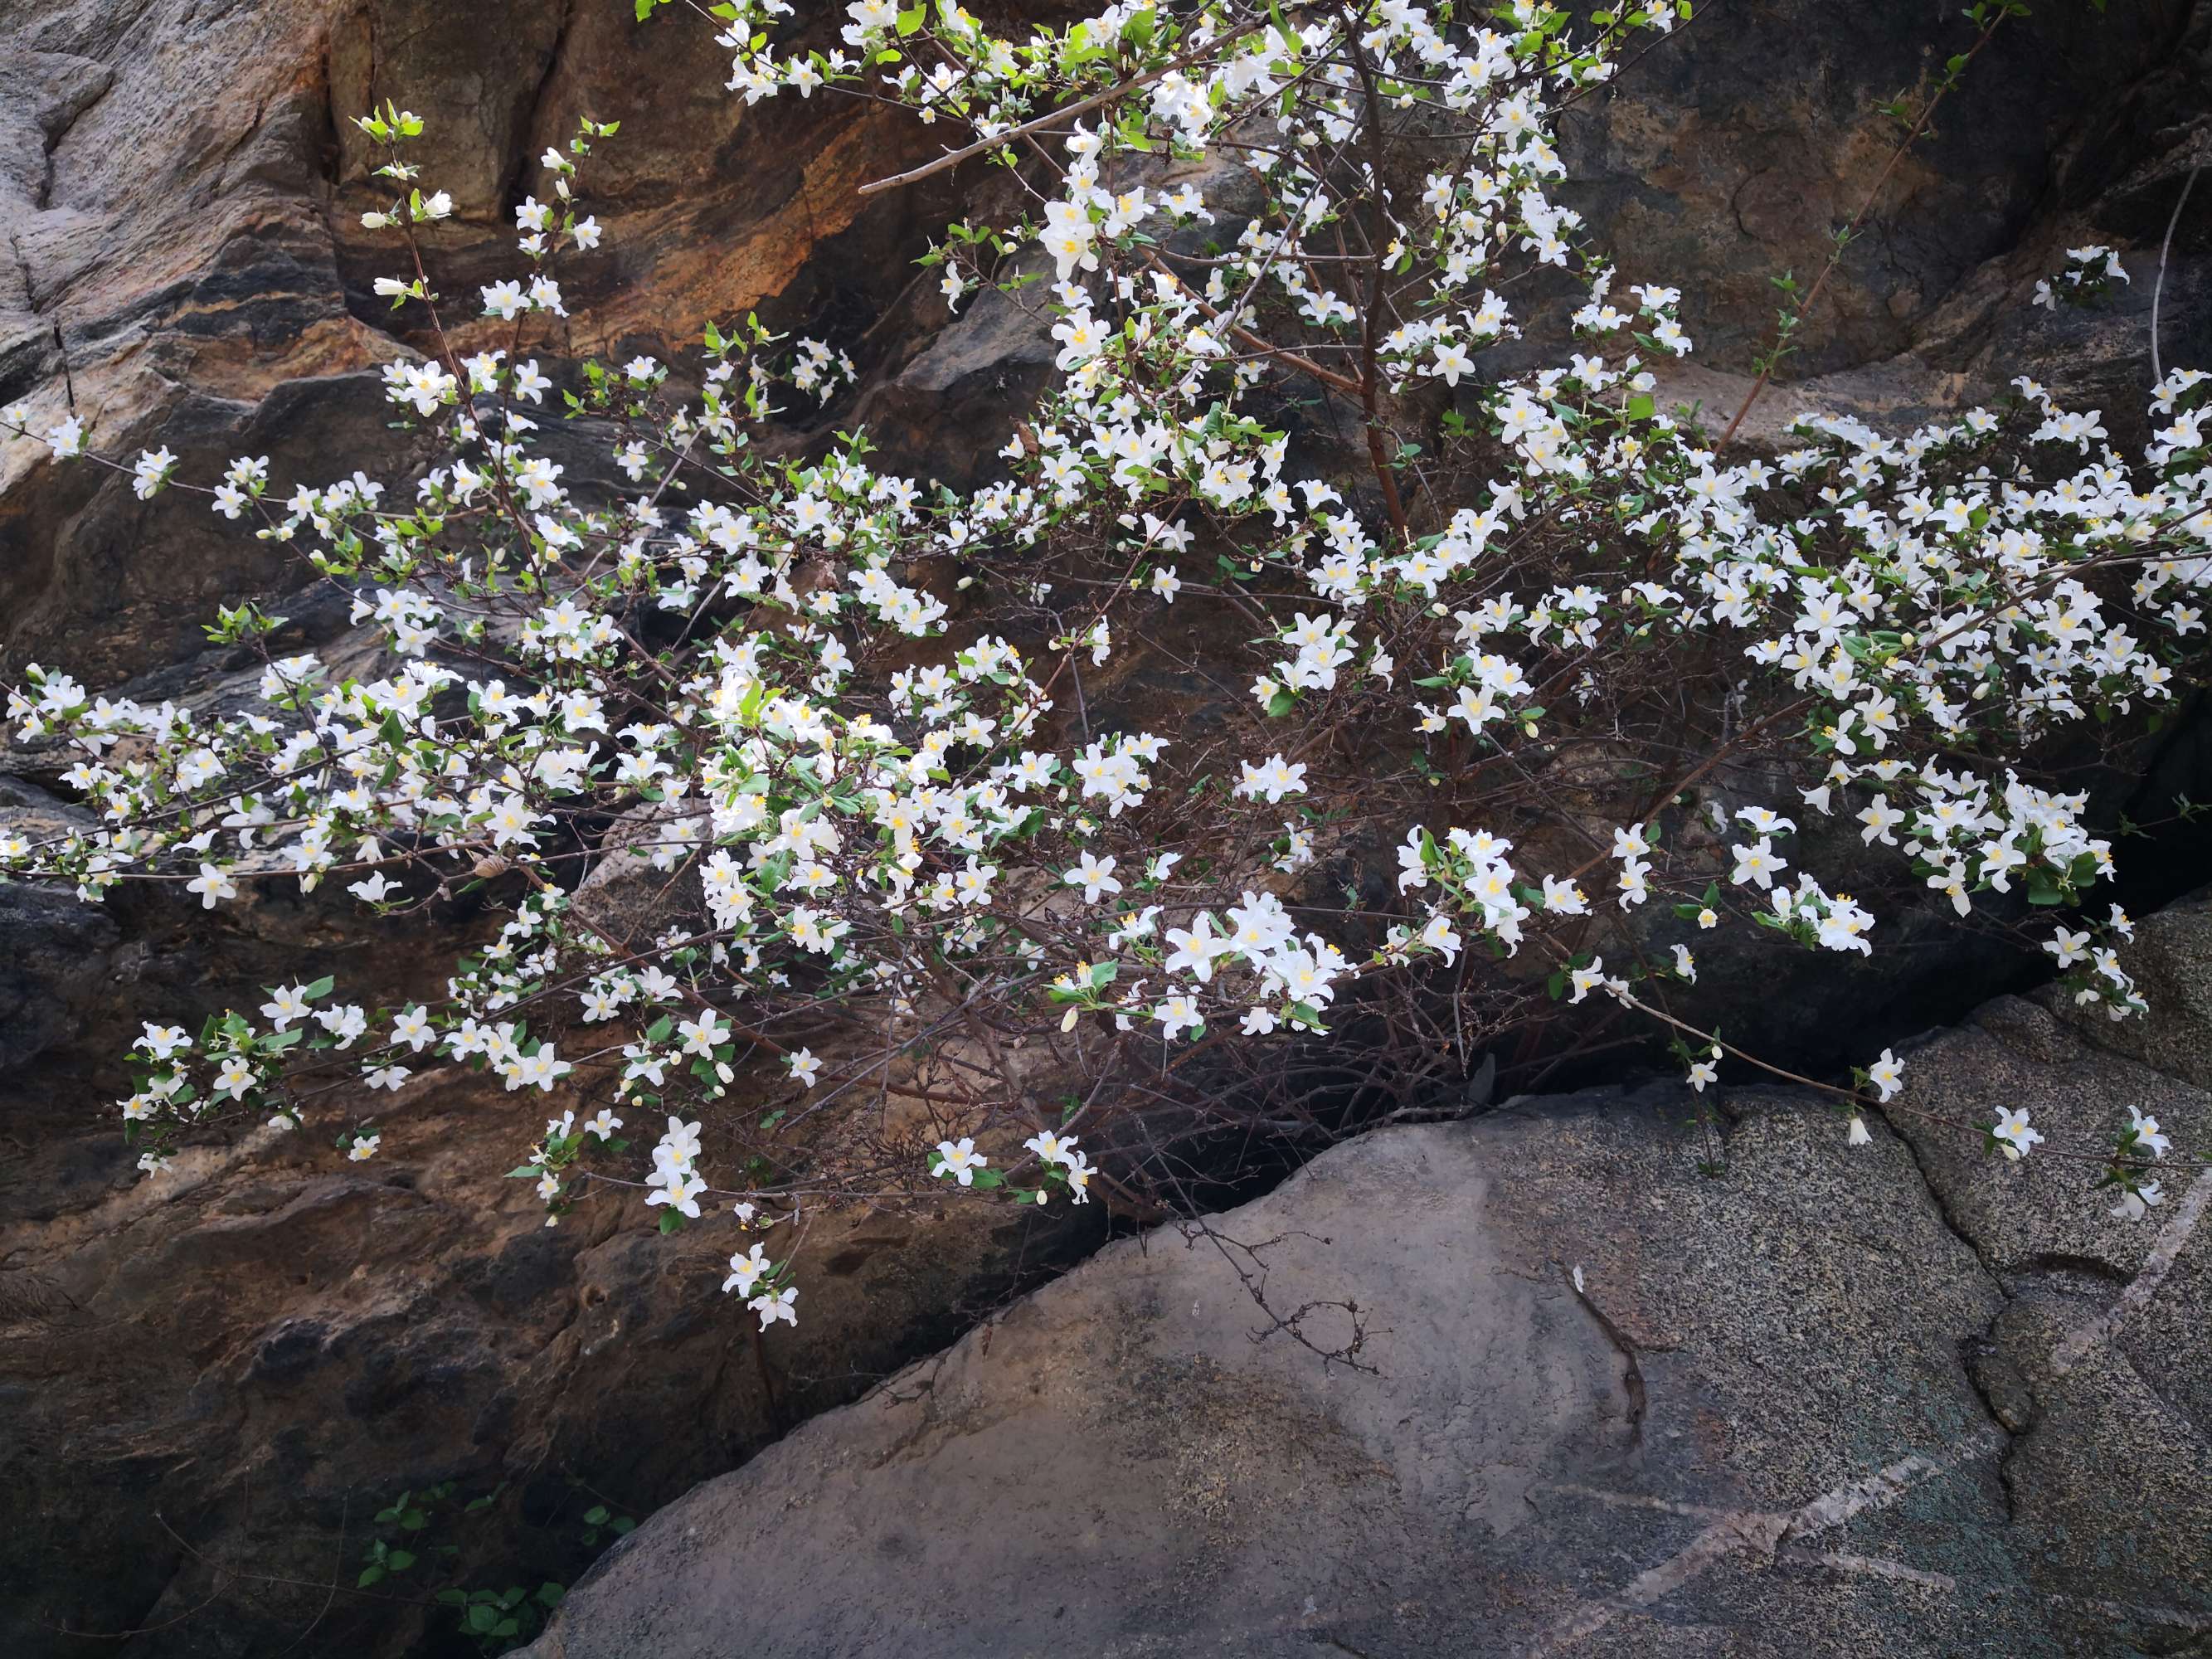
(2110, 1182), (2164, 1222)
(1419, 913), (1461, 962)
(1867, 1048), (1904, 1103)
(932, 1137), (987, 1185)
(1540, 874), (1587, 915)
(787, 1048), (822, 1088)
(722, 1243), (772, 1296)
(2127, 1106), (2171, 1159)
(1991, 1107), (2044, 1161)
(646, 1170), (707, 1218)
(1430, 340), (1475, 387)
(1568, 959), (1607, 1004)
(260, 985), (312, 1029)
(138, 1024), (189, 1061)
(131, 447), (177, 499)
(187, 864), (238, 909)
(1729, 836), (1787, 890)
(749, 1286), (799, 1329)
(1063, 851), (1122, 902)
(1023, 1129), (1078, 1167)
(1155, 994), (1202, 1039)
(1234, 754), (1308, 804)
(1164, 912), (1225, 982)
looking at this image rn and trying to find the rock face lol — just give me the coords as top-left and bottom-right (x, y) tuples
(522, 903), (2212, 1659)
(0, 0), (1004, 682)
(0, 1056), (1096, 1659)
(7, 0), (2205, 678)
(2, 1), (2210, 1654)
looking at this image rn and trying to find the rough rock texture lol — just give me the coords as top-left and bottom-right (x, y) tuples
(521, 908), (2212, 1659)
(3, 1), (2210, 1653)
(1568, 0), (2200, 373)
(7, 0), (2205, 679)
(0, 1056), (1096, 1659)
(0, 0), (1022, 681)
(0, 625), (1100, 1657)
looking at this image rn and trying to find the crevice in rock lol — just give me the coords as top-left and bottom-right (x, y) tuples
(2005, 1251), (2135, 1290)
(502, 0), (576, 217)
(1877, 1111), (2025, 1524)
(9, 230), (34, 317)
(1960, 1322), (2025, 1526)
(1883, 1103), (2005, 1279)
(1567, 1267), (1647, 1451)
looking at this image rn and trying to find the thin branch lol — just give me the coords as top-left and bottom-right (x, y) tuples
(1719, 12), (2007, 447)
(854, 14), (1277, 197)
(2151, 162), (2201, 387)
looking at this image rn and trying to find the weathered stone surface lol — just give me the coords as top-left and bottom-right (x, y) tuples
(521, 1005), (2212, 1658)
(569, 800), (712, 952)
(4, 2), (2210, 1654)
(1568, 0), (2196, 375)
(0, 1058), (1094, 1658)
(1871, 894), (2212, 1636)
(0, 0), (1005, 681)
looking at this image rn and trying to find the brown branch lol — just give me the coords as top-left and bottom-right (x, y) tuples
(854, 13), (1277, 197)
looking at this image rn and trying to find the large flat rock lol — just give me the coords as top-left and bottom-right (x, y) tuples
(524, 1014), (2211, 1657)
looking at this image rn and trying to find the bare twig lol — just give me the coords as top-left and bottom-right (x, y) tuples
(2151, 162), (2202, 387)
(1719, 12), (2008, 447)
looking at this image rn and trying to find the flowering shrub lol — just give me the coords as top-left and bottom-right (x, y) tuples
(3, 0), (2205, 1328)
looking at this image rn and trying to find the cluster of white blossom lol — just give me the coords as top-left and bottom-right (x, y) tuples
(2, 3), (2203, 1332)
